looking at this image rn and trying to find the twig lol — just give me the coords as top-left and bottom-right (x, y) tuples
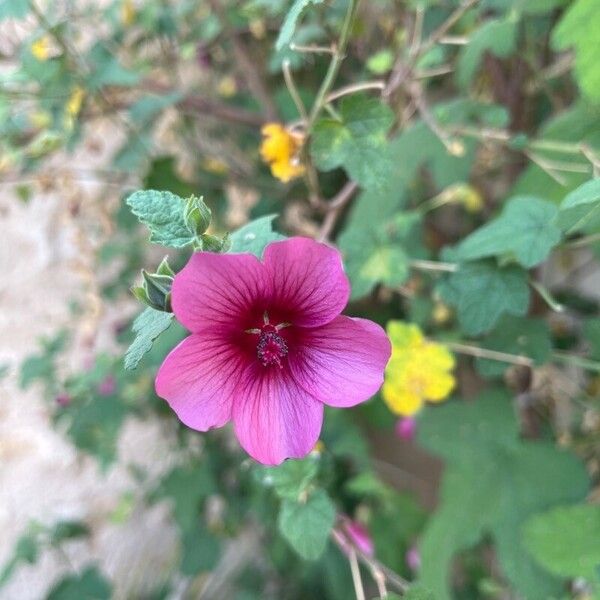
(291, 43), (335, 54)
(307, 0), (360, 129)
(529, 279), (565, 313)
(326, 80), (386, 103)
(318, 181), (359, 241)
(410, 259), (458, 273)
(348, 550), (366, 600)
(331, 527), (410, 594)
(445, 342), (534, 367)
(283, 59), (308, 122)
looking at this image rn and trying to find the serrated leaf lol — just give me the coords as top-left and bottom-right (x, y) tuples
(229, 215), (285, 257)
(124, 308), (174, 370)
(523, 503), (600, 582)
(275, 0), (324, 51)
(278, 489), (335, 560)
(552, 0), (600, 103)
(457, 18), (518, 88)
(437, 262), (530, 335)
(417, 395), (589, 600)
(452, 196), (562, 267)
(476, 316), (552, 377)
(311, 95), (394, 190)
(46, 566), (111, 600)
(557, 178), (600, 234)
(0, 0), (29, 19)
(126, 190), (194, 248)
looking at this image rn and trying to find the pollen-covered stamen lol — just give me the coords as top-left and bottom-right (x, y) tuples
(256, 328), (288, 368)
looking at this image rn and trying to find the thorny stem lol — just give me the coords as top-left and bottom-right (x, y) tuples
(307, 0), (360, 130)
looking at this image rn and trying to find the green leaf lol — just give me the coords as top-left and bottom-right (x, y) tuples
(523, 503), (600, 582)
(557, 178), (600, 234)
(229, 215), (285, 257)
(417, 394), (589, 600)
(311, 95), (394, 190)
(180, 523), (220, 575)
(151, 462), (216, 531)
(50, 521), (90, 545)
(126, 190), (195, 248)
(278, 489), (336, 560)
(259, 455), (319, 500)
(476, 316), (552, 377)
(402, 585), (436, 600)
(0, 0), (29, 20)
(46, 566), (111, 600)
(452, 196), (562, 267)
(359, 245), (410, 289)
(457, 18), (518, 88)
(366, 49), (394, 74)
(129, 92), (182, 126)
(437, 262), (530, 335)
(552, 0), (600, 103)
(275, 0), (324, 51)
(124, 308), (174, 370)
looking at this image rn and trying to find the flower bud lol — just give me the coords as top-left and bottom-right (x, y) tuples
(184, 195), (212, 237)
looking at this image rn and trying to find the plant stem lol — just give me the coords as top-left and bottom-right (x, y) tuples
(307, 0), (360, 130)
(445, 342), (534, 367)
(282, 59), (308, 122)
(529, 279), (565, 313)
(348, 550), (366, 600)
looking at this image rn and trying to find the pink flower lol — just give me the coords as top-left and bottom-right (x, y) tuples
(395, 416), (416, 441)
(97, 375), (116, 396)
(155, 237), (390, 465)
(342, 519), (374, 557)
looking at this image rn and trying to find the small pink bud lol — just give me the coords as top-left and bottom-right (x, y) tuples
(344, 520), (374, 557)
(55, 393), (71, 407)
(406, 546), (421, 572)
(97, 375), (116, 396)
(395, 417), (416, 441)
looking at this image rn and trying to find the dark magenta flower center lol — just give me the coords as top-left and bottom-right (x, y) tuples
(256, 324), (288, 368)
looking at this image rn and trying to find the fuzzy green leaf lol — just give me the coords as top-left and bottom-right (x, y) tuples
(126, 190), (195, 248)
(124, 308), (174, 370)
(437, 262), (530, 335)
(311, 95), (394, 190)
(229, 214), (285, 257)
(557, 178), (600, 234)
(453, 196), (562, 267)
(523, 503), (600, 582)
(260, 456), (319, 500)
(278, 489), (335, 560)
(275, 0), (324, 50)
(552, 0), (600, 103)
(417, 395), (589, 600)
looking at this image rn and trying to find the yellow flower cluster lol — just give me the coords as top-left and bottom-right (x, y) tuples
(260, 123), (305, 183)
(31, 36), (52, 61)
(383, 321), (455, 416)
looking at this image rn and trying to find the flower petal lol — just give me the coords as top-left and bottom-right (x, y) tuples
(155, 332), (244, 431)
(232, 368), (323, 465)
(171, 252), (266, 333)
(263, 238), (350, 328)
(289, 316), (391, 408)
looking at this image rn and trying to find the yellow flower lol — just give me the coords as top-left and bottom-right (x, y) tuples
(31, 36), (51, 61)
(260, 123), (305, 183)
(66, 86), (85, 118)
(121, 0), (135, 26)
(382, 321), (455, 416)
